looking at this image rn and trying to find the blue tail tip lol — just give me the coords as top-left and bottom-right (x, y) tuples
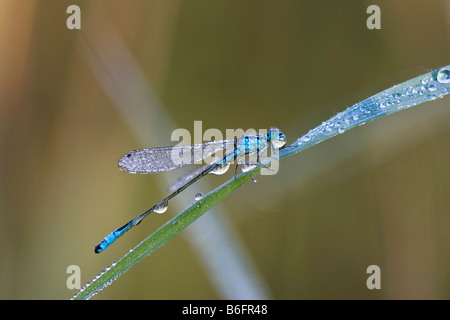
(94, 241), (107, 254)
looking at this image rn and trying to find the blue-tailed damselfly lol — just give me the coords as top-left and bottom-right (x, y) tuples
(94, 127), (286, 253)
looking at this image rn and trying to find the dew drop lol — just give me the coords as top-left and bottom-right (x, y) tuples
(428, 94), (438, 101)
(154, 200), (168, 214)
(437, 67), (450, 84)
(379, 103), (386, 109)
(211, 163), (230, 175)
(194, 192), (203, 201)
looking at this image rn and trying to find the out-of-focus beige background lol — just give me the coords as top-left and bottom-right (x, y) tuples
(1, 0), (450, 299)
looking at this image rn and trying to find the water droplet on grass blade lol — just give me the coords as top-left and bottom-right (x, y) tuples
(437, 67), (450, 84)
(194, 192), (203, 201)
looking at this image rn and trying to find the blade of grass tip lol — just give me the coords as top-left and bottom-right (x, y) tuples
(280, 65), (450, 159)
(73, 65), (450, 299)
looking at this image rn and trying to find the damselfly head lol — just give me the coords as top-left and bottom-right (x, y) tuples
(268, 127), (286, 149)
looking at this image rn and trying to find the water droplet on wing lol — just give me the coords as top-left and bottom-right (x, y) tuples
(211, 163), (230, 175)
(154, 200), (168, 214)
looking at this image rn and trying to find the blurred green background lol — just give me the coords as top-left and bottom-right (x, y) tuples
(1, 0), (450, 299)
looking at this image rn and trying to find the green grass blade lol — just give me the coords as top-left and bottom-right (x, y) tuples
(72, 65), (450, 300)
(73, 167), (261, 300)
(280, 66), (450, 159)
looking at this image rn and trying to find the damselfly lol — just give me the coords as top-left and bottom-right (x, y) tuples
(94, 127), (286, 253)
